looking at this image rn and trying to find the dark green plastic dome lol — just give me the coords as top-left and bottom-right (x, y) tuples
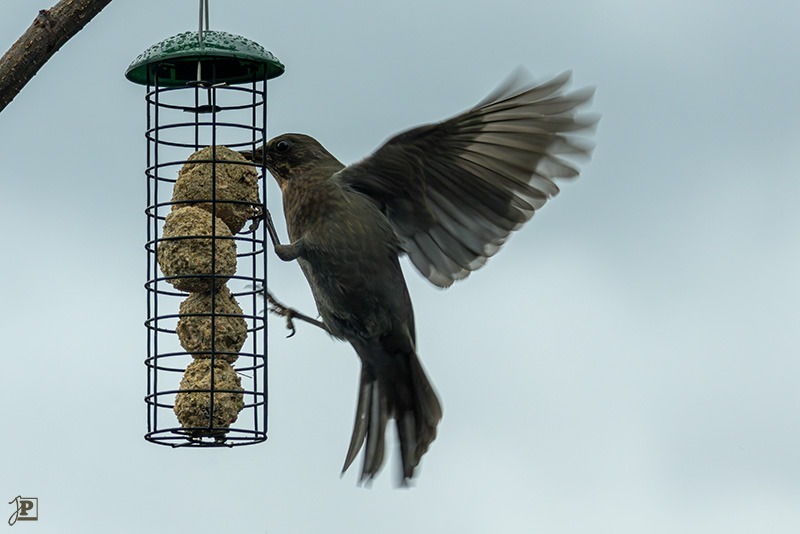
(125, 31), (284, 86)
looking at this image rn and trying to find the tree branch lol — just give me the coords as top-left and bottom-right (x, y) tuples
(0, 0), (113, 113)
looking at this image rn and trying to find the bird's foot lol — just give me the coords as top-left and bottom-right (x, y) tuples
(264, 290), (330, 336)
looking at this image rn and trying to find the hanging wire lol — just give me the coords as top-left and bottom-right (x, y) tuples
(196, 0), (210, 81)
(198, 0), (210, 42)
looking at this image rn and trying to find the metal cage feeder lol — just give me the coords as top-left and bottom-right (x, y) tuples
(125, 30), (284, 447)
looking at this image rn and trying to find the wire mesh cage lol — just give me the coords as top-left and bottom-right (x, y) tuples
(126, 31), (284, 447)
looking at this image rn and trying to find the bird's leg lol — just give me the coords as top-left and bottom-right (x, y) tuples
(274, 241), (305, 262)
(263, 208), (282, 248)
(264, 289), (330, 337)
(263, 209), (305, 262)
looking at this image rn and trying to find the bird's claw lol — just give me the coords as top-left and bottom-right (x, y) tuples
(246, 209), (263, 233)
(264, 290), (331, 335)
(285, 315), (297, 338)
(267, 300), (297, 337)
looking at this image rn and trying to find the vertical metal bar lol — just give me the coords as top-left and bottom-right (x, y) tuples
(194, 84), (200, 151)
(249, 78), (260, 437)
(152, 71), (161, 435)
(145, 75), (153, 436)
(208, 63), (218, 434)
(262, 75), (269, 438)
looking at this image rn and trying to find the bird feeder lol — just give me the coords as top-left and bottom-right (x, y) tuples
(125, 30), (284, 447)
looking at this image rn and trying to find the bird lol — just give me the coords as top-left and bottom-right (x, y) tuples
(241, 71), (597, 484)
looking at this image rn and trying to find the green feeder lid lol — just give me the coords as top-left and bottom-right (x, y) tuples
(125, 30), (284, 86)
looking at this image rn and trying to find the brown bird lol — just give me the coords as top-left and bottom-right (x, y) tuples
(243, 71), (597, 484)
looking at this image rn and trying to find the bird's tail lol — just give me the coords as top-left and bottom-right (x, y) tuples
(342, 343), (442, 484)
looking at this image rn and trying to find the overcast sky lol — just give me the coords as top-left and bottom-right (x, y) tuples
(1, 0), (799, 532)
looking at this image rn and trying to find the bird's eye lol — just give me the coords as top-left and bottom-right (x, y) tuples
(275, 140), (291, 153)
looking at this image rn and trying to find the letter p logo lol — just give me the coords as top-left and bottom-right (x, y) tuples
(8, 496), (38, 526)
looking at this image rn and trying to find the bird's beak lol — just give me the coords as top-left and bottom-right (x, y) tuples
(239, 145), (264, 164)
(240, 146), (287, 188)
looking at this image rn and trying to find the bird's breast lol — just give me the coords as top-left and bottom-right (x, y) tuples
(282, 180), (398, 251)
(280, 179), (409, 339)
(282, 180), (339, 239)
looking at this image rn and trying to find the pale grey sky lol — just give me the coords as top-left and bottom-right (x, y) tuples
(1, 0), (799, 532)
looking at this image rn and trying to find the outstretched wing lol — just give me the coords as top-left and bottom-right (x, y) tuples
(336, 71), (598, 287)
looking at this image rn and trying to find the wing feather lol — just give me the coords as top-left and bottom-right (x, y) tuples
(337, 71), (597, 287)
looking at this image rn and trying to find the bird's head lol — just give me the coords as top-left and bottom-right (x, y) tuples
(242, 133), (344, 190)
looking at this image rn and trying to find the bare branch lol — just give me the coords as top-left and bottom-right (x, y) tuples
(0, 0), (113, 113)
